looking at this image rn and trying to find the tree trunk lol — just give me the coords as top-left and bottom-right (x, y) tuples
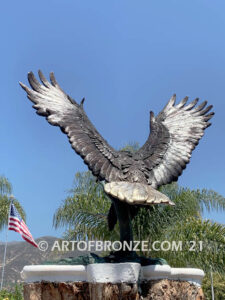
(23, 280), (205, 300)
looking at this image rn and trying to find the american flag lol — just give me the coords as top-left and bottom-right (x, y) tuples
(8, 202), (38, 248)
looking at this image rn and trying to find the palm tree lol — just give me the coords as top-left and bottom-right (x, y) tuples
(54, 172), (115, 242)
(0, 176), (25, 231)
(54, 170), (225, 297)
(53, 171), (225, 271)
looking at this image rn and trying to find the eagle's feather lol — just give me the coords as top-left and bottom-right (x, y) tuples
(20, 71), (214, 191)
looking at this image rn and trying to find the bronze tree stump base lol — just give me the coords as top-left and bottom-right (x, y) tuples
(21, 264), (205, 299)
(23, 280), (204, 300)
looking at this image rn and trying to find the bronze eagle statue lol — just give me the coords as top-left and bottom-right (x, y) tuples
(20, 71), (214, 248)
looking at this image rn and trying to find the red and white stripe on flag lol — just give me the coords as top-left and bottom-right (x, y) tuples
(8, 203), (38, 248)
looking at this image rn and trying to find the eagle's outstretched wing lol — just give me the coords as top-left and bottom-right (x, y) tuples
(20, 71), (122, 182)
(136, 95), (214, 188)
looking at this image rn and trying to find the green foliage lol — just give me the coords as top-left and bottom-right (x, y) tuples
(53, 172), (118, 241)
(140, 216), (225, 272)
(202, 272), (225, 300)
(0, 284), (23, 300)
(120, 142), (140, 153)
(0, 177), (12, 195)
(0, 176), (26, 231)
(54, 171), (225, 274)
(133, 183), (200, 243)
(53, 136), (225, 299)
(131, 183), (225, 274)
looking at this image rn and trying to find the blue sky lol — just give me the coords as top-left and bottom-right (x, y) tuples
(0, 0), (224, 241)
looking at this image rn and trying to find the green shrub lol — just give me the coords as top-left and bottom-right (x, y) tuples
(0, 284), (23, 300)
(202, 272), (225, 300)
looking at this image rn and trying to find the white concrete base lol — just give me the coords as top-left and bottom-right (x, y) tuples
(87, 263), (141, 283)
(21, 265), (87, 282)
(141, 265), (205, 286)
(21, 263), (205, 286)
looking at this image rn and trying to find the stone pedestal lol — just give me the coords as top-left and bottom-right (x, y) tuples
(23, 282), (90, 300)
(141, 280), (204, 300)
(21, 264), (205, 300)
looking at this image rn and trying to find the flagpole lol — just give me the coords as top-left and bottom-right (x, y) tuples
(210, 265), (214, 300)
(0, 195), (13, 290)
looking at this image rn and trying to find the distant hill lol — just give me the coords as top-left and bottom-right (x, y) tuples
(0, 236), (92, 287)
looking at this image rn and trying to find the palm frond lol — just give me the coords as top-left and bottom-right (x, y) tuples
(0, 176), (12, 195)
(194, 189), (225, 213)
(53, 170), (225, 275)
(151, 218), (225, 274)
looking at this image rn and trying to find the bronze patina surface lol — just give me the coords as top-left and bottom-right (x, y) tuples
(20, 71), (214, 264)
